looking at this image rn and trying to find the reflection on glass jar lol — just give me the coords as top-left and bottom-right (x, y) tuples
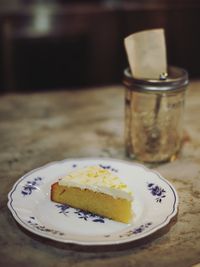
(123, 66), (189, 163)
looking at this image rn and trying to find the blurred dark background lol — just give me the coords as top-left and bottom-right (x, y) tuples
(0, 0), (200, 92)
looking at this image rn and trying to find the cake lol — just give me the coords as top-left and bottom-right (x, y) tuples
(51, 166), (133, 223)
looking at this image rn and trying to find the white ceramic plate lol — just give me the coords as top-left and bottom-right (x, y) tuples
(8, 158), (178, 245)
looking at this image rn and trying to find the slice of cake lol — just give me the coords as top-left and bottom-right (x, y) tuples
(51, 166), (133, 223)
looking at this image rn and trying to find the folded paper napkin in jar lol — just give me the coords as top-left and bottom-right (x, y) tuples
(124, 28), (167, 79)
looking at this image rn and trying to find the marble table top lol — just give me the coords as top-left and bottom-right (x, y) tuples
(0, 82), (199, 267)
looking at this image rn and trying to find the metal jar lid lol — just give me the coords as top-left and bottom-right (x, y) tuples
(123, 66), (189, 93)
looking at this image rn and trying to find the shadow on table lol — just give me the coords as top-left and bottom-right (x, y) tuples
(16, 213), (178, 253)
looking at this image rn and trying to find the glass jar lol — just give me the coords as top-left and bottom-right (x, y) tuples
(123, 66), (189, 163)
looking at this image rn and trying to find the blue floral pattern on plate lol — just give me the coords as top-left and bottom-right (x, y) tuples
(99, 164), (118, 172)
(21, 177), (42, 196)
(55, 204), (105, 223)
(147, 183), (166, 202)
(27, 216), (65, 236)
(55, 204), (70, 216)
(119, 222), (152, 238)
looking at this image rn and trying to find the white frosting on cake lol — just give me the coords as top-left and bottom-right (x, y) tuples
(58, 166), (133, 201)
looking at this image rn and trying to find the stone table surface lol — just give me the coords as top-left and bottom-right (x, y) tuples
(0, 82), (200, 267)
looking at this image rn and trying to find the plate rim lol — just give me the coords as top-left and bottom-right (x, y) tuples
(7, 157), (179, 245)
